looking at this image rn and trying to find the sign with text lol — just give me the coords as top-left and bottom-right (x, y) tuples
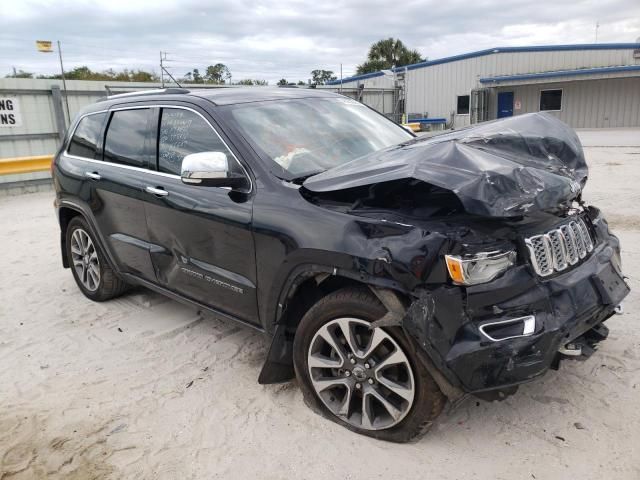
(0, 97), (22, 127)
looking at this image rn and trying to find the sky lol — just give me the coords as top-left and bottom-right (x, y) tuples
(1, 0), (639, 84)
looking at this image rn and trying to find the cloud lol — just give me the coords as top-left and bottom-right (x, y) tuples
(0, 0), (638, 83)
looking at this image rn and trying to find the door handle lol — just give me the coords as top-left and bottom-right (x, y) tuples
(145, 186), (169, 197)
(85, 171), (101, 181)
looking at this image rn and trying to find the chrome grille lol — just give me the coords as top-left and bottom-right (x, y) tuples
(525, 218), (594, 277)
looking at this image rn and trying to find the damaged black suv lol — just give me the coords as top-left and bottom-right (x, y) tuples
(53, 88), (629, 442)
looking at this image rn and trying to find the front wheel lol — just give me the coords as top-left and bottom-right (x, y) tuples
(293, 287), (445, 442)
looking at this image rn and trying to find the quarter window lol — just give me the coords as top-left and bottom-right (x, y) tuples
(103, 109), (151, 167)
(67, 113), (106, 159)
(457, 95), (470, 115)
(539, 89), (562, 111)
(158, 108), (233, 176)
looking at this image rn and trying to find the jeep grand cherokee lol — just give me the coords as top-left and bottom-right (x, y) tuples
(52, 87), (629, 442)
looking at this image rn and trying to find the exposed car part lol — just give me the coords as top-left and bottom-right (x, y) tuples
(553, 323), (610, 366)
(558, 343), (583, 356)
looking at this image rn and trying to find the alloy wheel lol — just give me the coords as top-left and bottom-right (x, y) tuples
(307, 317), (415, 430)
(70, 228), (100, 292)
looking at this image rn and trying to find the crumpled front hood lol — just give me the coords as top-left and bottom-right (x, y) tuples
(303, 113), (587, 218)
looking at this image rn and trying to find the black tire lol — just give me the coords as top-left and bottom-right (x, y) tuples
(293, 287), (445, 442)
(65, 216), (128, 302)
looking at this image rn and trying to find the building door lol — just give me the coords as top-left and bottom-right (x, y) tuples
(497, 91), (514, 118)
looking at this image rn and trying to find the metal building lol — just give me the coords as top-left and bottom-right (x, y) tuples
(327, 43), (640, 129)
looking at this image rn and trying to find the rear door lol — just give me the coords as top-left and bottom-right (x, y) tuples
(142, 104), (259, 325)
(83, 106), (159, 281)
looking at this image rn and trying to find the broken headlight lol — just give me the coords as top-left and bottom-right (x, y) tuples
(445, 250), (516, 286)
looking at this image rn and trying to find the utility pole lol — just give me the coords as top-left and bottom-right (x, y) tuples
(404, 66), (409, 124)
(340, 63), (343, 93)
(595, 21), (600, 43)
(160, 51), (165, 87)
(57, 41), (71, 123)
(159, 52), (182, 87)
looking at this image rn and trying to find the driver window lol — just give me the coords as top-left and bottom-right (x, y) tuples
(158, 108), (237, 176)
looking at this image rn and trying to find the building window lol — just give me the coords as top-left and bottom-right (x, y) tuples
(457, 95), (470, 115)
(539, 89), (562, 111)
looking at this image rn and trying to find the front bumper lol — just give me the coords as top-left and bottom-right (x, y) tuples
(404, 210), (630, 394)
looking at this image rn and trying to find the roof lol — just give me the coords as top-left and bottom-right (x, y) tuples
(190, 87), (340, 105)
(479, 64), (640, 84)
(327, 43), (640, 85)
(95, 87), (341, 110)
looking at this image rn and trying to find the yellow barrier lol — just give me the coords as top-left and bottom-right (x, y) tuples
(0, 155), (54, 175)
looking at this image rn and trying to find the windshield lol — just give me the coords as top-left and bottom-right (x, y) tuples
(223, 97), (412, 179)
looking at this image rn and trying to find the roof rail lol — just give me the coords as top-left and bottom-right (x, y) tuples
(105, 87), (189, 99)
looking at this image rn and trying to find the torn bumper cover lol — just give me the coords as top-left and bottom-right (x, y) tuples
(304, 113), (587, 218)
(403, 213), (630, 394)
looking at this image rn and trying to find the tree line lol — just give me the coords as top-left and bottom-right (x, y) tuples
(6, 38), (424, 85)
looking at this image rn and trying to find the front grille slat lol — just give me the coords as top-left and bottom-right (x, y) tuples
(570, 221), (587, 258)
(547, 230), (567, 271)
(578, 218), (594, 252)
(559, 224), (579, 265)
(525, 217), (594, 277)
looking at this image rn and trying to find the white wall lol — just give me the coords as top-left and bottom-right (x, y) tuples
(404, 47), (640, 127)
(491, 77), (640, 128)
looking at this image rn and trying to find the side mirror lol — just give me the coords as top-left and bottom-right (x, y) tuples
(181, 152), (246, 189)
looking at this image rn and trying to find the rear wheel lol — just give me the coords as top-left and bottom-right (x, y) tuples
(293, 287), (445, 442)
(65, 216), (128, 301)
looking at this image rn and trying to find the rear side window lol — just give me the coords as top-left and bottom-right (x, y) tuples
(67, 113), (106, 159)
(103, 109), (151, 167)
(158, 108), (231, 175)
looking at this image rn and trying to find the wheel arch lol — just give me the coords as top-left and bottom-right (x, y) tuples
(258, 264), (410, 384)
(273, 264), (408, 330)
(58, 206), (83, 268)
(57, 202), (120, 275)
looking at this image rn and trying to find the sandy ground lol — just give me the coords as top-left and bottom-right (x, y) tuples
(1, 129), (639, 480)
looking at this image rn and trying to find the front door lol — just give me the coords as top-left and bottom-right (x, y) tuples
(497, 91), (514, 118)
(143, 105), (259, 325)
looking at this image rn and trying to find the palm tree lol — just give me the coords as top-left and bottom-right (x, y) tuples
(357, 38), (424, 74)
